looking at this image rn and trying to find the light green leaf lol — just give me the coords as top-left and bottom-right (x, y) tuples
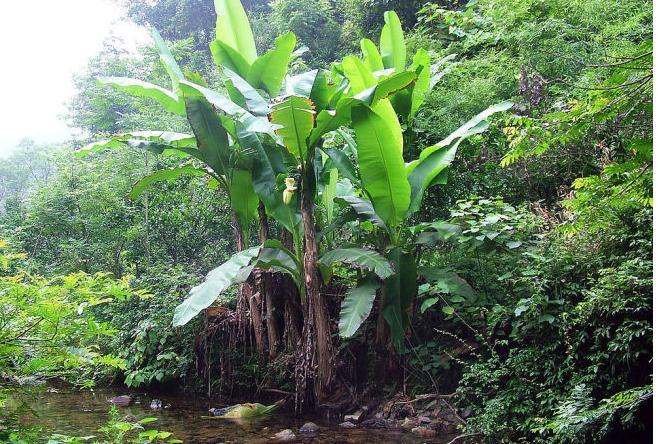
(352, 104), (410, 227)
(173, 246), (261, 326)
(437, 101), (514, 148)
(269, 95), (316, 162)
(150, 27), (184, 91)
(360, 38), (384, 71)
(247, 32), (296, 96)
(213, 0), (257, 65)
(379, 11), (406, 72)
(406, 143), (458, 215)
(339, 278), (381, 338)
(420, 297), (439, 314)
(210, 39), (251, 79)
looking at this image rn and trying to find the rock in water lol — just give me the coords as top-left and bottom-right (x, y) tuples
(299, 422), (320, 433)
(150, 399), (163, 410)
(108, 395), (132, 406)
(411, 426), (437, 438)
(401, 417), (417, 430)
(343, 410), (365, 423)
(272, 429), (296, 441)
(339, 421), (356, 429)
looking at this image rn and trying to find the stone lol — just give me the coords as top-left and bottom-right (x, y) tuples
(401, 417), (417, 431)
(149, 399), (163, 410)
(272, 429), (296, 441)
(299, 422), (320, 433)
(418, 415), (432, 424)
(343, 410), (365, 423)
(120, 414), (137, 423)
(360, 418), (388, 429)
(339, 421), (356, 429)
(108, 395), (132, 406)
(411, 426), (437, 438)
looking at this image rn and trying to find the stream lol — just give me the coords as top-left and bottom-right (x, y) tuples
(5, 385), (454, 443)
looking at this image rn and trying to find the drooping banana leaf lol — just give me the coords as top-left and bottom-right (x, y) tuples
(184, 97), (232, 178)
(97, 77), (185, 115)
(351, 104), (410, 228)
(253, 239), (302, 288)
(318, 248), (394, 280)
(210, 39), (252, 81)
(335, 195), (386, 228)
(224, 68), (270, 117)
(173, 246), (261, 326)
(179, 81), (274, 135)
(338, 277), (381, 338)
(204, 402), (280, 419)
(238, 126), (301, 235)
(128, 166), (209, 200)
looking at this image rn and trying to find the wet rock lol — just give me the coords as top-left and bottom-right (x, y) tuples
(401, 417), (418, 431)
(271, 429), (296, 441)
(108, 395), (132, 406)
(411, 426), (437, 438)
(343, 409), (365, 423)
(150, 399), (163, 410)
(339, 421), (356, 429)
(418, 415), (432, 424)
(120, 414), (138, 423)
(299, 422), (320, 434)
(361, 418), (400, 430)
(209, 407), (230, 417)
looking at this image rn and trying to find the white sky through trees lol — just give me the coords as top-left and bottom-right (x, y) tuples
(0, 0), (147, 157)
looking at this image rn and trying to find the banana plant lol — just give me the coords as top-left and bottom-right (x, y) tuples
(319, 12), (514, 349)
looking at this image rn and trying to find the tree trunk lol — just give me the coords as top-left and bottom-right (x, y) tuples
(280, 230), (303, 349)
(258, 204), (281, 360)
(300, 170), (335, 405)
(230, 211), (264, 356)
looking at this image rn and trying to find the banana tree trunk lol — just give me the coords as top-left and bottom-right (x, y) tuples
(300, 170), (335, 404)
(231, 211), (265, 357)
(258, 203), (281, 359)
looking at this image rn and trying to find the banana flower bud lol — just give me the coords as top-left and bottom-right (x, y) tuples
(282, 177), (297, 205)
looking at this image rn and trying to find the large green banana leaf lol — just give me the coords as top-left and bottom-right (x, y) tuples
(184, 97), (232, 179)
(247, 32), (296, 96)
(173, 246), (261, 326)
(379, 11), (406, 72)
(238, 126), (301, 235)
(318, 248), (394, 280)
(213, 0), (257, 66)
(97, 77), (185, 115)
(229, 169), (259, 230)
(128, 166), (209, 200)
(269, 95), (316, 162)
(338, 278), (381, 338)
(351, 104), (410, 227)
(150, 28), (184, 91)
(360, 38), (384, 71)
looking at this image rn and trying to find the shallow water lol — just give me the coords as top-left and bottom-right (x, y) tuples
(10, 385), (453, 443)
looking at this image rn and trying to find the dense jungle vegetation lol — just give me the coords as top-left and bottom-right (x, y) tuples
(0, 0), (653, 442)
